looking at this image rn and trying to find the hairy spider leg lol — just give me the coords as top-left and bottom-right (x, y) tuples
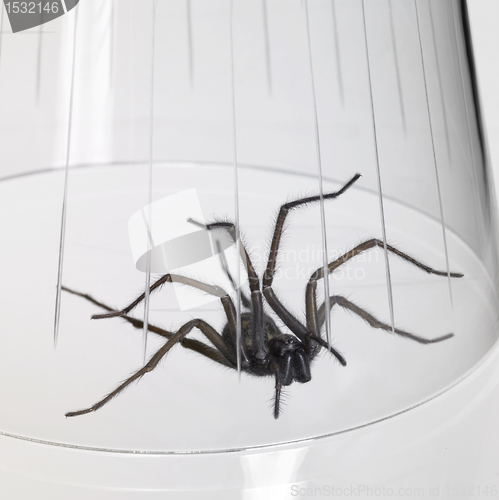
(303, 273), (347, 364)
(92, 274), (226, 319)
(261, 174), (361, 355)
(90, 273), (251, 365)
(273, 372), (283, 419)
(188, 217), (252, 308)
(316, 295), (453, 344)
(272, 348), (313, 419)
(304, 238), (463, 344)
(200, 220), (267, 359)
(309, 238), (464, 282)
(62, 286), (235, 368)
(214, 238), (251, 309)
(220, 295), (251, 366)
(65, 318), (238, 417)
(91, 274), (250, 363)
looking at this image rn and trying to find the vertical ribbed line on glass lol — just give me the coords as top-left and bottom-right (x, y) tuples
(109, 0), (115, 89)
(36, 22), (43, 103)
(361, 0), (395, 333)
(54, 6), (79, 347)
(428, 1), (452, 162)
(304, 0), (332, 347)
(128, 1), (135, 161)
(414, 0), (453, 306)
(186, 0), (193, 87)
(388, 0), (407, 135)
(261, 0), (272, 95)
(229, 0), (242, 377)
(330, 0), (344, 107)
(450, 0), (486, 252)
(142, 0), (158, 365)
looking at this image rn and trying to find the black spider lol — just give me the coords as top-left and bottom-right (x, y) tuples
(63, 173), (463, 419)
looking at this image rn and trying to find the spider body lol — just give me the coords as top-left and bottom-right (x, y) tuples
(63, 173), (463, 420)
(221, 310), (318, 383)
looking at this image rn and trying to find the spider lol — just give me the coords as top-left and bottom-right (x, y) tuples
(63, 173), (463, 419)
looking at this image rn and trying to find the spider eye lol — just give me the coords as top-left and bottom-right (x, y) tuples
(255, 350), (267, 361)
(268, 334), (302, 356)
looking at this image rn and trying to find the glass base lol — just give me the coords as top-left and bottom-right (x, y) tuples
(0, 162), (496, 453)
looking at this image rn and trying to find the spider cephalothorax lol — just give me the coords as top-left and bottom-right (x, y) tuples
(63, 173), (462, 419)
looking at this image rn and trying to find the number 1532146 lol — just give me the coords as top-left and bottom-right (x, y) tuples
(5, 2), (60, 14)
